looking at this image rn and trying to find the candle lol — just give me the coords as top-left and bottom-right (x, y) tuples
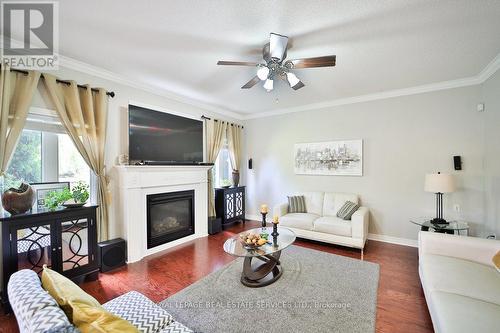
(273, 215), (279, 224)
(260, 204), (268, 214)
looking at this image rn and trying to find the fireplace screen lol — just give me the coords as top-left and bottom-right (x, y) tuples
(147, 190), (195, 249)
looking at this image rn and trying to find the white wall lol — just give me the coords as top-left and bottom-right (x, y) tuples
(481, 69), (500, 237)
(29, 65), (240, 239)
(243, 85), (487, 241)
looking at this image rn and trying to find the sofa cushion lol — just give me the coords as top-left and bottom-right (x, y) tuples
(313, 216), (352, 237)
(428, 291), (500, 333)
(103, 291), (173, 333)
(280, 213), (318, 230)
(336, 201), (359, 220)
(7, 269), (76, 333)
(322, 192), (359, 217)
(299, 192), (324, 215)
(420, 254), (500, 306)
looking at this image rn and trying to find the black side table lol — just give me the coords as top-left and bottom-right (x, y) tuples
(410, 217), (470, 236)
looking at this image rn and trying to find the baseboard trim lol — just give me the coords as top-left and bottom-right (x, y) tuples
(367, 233), (418, 248)
(246, 215), (418, 248)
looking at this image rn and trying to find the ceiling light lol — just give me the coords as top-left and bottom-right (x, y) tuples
(257, 66), (270, 80)
(286, 72), (300, 88)
(263, 79), (273, 91)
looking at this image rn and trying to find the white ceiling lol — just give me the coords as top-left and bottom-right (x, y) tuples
(11, 0), (500, 116)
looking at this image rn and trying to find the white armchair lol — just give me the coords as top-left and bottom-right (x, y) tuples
(272, 192), (370, 252)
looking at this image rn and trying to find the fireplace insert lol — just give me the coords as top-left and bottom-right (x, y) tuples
(146, 190), (195, 249)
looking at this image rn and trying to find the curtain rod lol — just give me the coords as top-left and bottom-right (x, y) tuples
(201, 115), (243, 129)
(3, 66), (115, 98)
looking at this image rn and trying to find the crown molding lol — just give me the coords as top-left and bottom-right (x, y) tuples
(243, 52), (500, 120)
(58, 55), (245, 120)
(3, 32), (498, 121)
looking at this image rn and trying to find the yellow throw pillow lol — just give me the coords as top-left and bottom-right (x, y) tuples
(493, 250), (500, 273)
(41, 266), (138, 333)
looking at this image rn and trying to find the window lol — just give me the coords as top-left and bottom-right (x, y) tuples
(213, 142), (232, 188)
(3, 130), (42, 189)
(2, 110), (93, 198)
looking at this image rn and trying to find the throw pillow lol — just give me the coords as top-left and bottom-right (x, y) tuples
(288, 195), (306, 213)
(493, 251), (500, 273)
(336, 201), (359, 220)
(41, 266), (139, 333)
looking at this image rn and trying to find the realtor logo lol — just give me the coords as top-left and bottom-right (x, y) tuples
(1, 1), (59, 69)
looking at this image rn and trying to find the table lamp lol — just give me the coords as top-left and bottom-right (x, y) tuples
(424, 172), (456, 225)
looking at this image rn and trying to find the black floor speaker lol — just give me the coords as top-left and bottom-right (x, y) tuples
(98, 238), (126, 272)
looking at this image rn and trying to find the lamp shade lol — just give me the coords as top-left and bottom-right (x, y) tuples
(424, 173), (456, 193)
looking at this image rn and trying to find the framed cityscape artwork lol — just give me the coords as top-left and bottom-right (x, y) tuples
(294, 140), (363, 176)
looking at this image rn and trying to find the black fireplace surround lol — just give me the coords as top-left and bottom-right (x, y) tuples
(146, 190), (195, 249)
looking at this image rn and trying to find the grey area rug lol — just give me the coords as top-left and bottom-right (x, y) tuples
(159, 245), (379, 333)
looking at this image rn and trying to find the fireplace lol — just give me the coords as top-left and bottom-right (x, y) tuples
(146, 190), (195, 249)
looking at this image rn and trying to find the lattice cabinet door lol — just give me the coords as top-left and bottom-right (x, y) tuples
(225, 191), (235, 220)
(10, 222), (58, 275)
(54, 211), (98, 279)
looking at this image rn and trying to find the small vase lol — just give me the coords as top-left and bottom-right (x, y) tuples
(1, 183), (35, 215)
(232, 170), (240, 187)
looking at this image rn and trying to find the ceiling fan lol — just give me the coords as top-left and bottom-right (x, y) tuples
(217, 32), (336, 92)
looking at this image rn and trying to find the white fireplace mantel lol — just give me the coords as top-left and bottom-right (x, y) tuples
(114, 165), (211, 262)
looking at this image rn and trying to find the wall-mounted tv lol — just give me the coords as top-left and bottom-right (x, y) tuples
(128, 104), (204, 164)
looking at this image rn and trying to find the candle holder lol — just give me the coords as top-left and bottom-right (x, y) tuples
(272, 234), (278, 248)
(271, 222), (279, 237)
(261, 212), (267, 228)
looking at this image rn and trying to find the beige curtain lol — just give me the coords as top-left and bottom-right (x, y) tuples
(227, 124), (242, 172)
(206, 118), (227, 217)
(0, 67), (41, 175)
(42, 74), (110, 241)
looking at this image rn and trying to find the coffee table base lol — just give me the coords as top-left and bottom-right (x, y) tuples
(240, 251), (283, 287)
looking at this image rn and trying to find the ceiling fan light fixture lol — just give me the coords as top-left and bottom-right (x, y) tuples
(286, 72), (300, 88)
(263, 79), (273, 91)
(257, 66), (270, 80)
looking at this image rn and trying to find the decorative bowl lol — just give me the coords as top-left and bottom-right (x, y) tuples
(1, 183), (35, 215)
(239, 232), (267, 249)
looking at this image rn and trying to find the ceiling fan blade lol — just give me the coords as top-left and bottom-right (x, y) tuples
(217, 61), (259, 66)
(287, 55), (336, 69)
(241, 75), (261, 89)
(269, 33), (289, 61)
(292, 81), (305, 90)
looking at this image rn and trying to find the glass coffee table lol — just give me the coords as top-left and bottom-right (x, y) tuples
(410, 217), (470, 235)
(223, 227), (296, 287)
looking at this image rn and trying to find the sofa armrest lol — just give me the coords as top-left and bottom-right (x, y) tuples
(351, 206), (369, 242)
(103, 291), (173, 333)
(418, 231), (500, 267)
(273, 202), (288, 217)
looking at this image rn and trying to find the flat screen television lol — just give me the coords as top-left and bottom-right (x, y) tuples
(128, 104), (204, 164)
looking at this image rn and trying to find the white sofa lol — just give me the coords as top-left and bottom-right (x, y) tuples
(418, 231), (500, 333)
(273, 192), (369, 251)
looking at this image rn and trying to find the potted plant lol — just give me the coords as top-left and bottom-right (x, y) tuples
(45, 182), (89, 210)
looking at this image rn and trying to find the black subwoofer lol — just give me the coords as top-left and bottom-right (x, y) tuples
(98, 238), (126, 272)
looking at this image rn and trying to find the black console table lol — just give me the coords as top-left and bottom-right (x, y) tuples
(215, 186), (245, 229)
(1, 205), (99, 310)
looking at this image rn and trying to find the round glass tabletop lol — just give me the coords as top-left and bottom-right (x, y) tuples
(223, 227), (296, 258)
(410, 217), (469, 231)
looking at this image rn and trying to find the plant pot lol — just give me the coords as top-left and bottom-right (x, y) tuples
(1, 183), (35, 215)
(232, 171), (240, 187)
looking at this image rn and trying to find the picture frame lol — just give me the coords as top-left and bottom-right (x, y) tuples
(30, 182), (70, 211)
(294, 140), (363, 176)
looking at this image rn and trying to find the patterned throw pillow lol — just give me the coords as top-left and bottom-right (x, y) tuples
(288, 195), (306, 213)
(336, 201), (359, 220)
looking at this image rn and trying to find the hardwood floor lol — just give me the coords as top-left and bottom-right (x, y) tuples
(0, 220), (433, 333)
